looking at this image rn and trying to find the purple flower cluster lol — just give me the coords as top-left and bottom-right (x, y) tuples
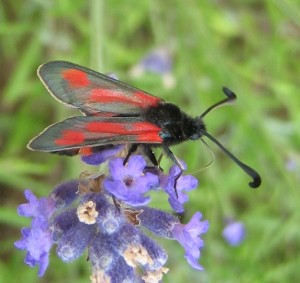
(15, 150), (209, 282)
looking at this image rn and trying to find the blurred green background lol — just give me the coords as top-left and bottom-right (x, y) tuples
(1, 1), (299, 282)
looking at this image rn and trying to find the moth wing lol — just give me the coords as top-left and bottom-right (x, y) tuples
(28, 116), (163, 152)
(38, 61), (163, 116)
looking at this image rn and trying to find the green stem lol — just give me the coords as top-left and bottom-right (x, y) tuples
(90, 0), (104, 71)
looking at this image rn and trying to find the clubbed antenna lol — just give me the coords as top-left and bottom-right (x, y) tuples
(201, 130), (261, 188)
(200, 87), (236, 119)
(200, 87), (261, 188)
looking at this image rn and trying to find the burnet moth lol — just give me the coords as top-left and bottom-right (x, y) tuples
(28, 61), (261, 188)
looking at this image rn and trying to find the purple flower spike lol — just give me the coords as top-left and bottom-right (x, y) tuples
(172, 212), (209, 270)
(160, 163), (198, 213)
(107, 257), (136, 283)
(56, 222), (96, 262)
(51, 209), (78, 242)
(81, 145), (124, 165)
(138, 206), (179, 238)
(104, 155), (159, 206)
(89, 233), (117, 271)
(15, 190), (55, 276)
(222, 221), (246, 246)
(140, 234), (168, 270)
(50, 180), (79, 208)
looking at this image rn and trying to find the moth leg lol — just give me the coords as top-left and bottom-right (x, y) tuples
(123, 144), (138, 165)
(163, 145), (185, 198)
(143, 145), (158, 167)
(142, 145), (163, 175)
(157, 152), (164, 169)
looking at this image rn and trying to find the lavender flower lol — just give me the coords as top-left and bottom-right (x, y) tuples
(160, 162), (198, 213)
(16, 154), (208, 281)
(222, 220), (246, 246)
(14, 190), (55, 276)
(104, 155), (159, 206)
(17, 189), (55, 219)
(172, 212), (209, 270)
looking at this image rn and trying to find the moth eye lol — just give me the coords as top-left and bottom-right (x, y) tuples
(159, 131), (172, 139)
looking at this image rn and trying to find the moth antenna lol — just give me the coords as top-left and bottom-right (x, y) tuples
(201, 130), (261, 188)
(200, 87), (236, 119)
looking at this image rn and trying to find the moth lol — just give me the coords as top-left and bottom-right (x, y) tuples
(28, 61), (261, 188)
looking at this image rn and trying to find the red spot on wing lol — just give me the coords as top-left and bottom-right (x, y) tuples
(136, 132), (162, 142)
(85, 121), (162, 142)
(134, 91), (161, 107)
(90, 89), (124, 103)
(62, 69), (89, 88)
(55, 130), (85, 146)
(133, 122), (162, 142)
(128, 122), (160, 132)
(86, 122), (126, 133)
(89, 89), (160, 109)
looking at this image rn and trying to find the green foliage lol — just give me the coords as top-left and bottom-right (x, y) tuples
(0, 0), (299, 282)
